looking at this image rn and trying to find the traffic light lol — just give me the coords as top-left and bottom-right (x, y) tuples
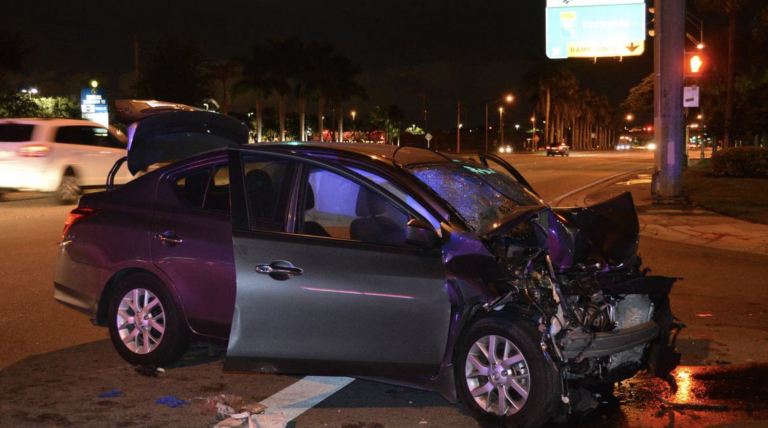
(685, 52), (706, 77)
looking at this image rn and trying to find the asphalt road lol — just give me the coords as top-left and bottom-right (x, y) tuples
(2, 150), (768, 428)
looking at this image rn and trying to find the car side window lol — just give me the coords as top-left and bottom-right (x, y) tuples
(204, 166), (230, 213)
(174, 166), (231, 214)
(55, 126), (93, 145)
(302, 166), (410, 247)
(175, 169), (211, 208)
(91, 127), (122, 148)
(243, 158), (295, 230)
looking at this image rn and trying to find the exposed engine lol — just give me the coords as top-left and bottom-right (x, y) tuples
(483, 204), (683, 403)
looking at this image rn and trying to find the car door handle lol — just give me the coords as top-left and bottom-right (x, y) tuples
(155, 231), (183, 246)
(255, 261), (303, 281)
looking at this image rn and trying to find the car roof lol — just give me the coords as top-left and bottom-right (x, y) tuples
(242, 142), (458, 168)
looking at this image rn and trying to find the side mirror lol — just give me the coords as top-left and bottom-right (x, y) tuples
(406, 218), (441, 249)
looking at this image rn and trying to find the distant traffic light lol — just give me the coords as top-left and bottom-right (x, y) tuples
(685, 52), (706, 77)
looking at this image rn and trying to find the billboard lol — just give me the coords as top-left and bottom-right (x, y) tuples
(546, 1), (647, 59)
(81, 87), (109, 128)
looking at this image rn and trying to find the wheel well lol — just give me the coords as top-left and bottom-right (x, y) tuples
(95, 268), (154, 326)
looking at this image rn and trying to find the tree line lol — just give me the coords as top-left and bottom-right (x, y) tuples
(524, 58), (619, 151)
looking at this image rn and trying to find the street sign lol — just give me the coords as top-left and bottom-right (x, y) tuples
(425, 133), (433, 148)
(684, 86), (700, 108)
(546, 2), (646, 59)
(547, 0), (643, 7)
(81, 87), (109, 127)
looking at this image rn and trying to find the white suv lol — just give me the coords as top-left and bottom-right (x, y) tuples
(0, 118), (132, 203)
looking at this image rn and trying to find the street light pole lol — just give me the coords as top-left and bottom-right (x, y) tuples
(485, 95), (514, 152)
(499, 108), (504, 147)
(485, 104), (489, 152)
(457, 100), (461, 154)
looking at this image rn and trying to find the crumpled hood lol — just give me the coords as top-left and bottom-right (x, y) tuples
(547, 192), (640, 269)
(126, 110), (250, 175)
(482, 192), (641, 271)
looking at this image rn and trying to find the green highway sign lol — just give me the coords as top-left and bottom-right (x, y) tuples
(546, 1), (647, 59)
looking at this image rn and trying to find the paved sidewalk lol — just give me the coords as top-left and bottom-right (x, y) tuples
(557, 172), (768, 256)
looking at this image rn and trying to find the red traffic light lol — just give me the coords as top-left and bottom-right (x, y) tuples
(685, 52), (706, 77)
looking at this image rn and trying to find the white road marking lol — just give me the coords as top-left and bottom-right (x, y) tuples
(260, 376), (355, 422)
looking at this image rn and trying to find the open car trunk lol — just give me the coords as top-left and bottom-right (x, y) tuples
(117, 100), (250, 175)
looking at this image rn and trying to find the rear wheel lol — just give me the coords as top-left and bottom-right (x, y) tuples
(456, 316), (560, 428)
(107, 273), (189, 366)
(55, 172), (80, 205)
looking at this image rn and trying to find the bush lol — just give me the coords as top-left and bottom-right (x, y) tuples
(711, 147), (768, 178)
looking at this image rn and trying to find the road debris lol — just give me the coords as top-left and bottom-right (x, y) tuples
(96, 389), (121, 398)
(655, 396), (730, 411)
(135, 365), (164, 377)
(212, 410), (286, 428)
(155, 395), (191, 408)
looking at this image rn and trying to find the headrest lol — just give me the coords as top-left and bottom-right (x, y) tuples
(355, 188), (387, 217)
(245, 169), (272, 194)
(305, 185), (316, 210)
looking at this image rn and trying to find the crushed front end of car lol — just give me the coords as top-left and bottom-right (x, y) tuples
(481, 191), (683, 408)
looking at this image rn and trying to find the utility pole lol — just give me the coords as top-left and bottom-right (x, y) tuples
(653, 0), (686, 202)
(134, 36), (140, 97)
(457, 100), (461, 154)
(485, 103), (489, 152)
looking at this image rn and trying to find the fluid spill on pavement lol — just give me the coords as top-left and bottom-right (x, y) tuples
(567, 365), (768, 428)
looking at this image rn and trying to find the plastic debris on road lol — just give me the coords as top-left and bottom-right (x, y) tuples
(155, 395), (191, 408)
(191, 394), (247, 417)
(96, 389), (121, 398)
(249, 412), (286, 428)
(135, 365), (164, 377)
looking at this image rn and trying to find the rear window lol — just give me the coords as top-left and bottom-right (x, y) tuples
(0, 124), (35, 142)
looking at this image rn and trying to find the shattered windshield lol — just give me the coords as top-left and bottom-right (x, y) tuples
(407, 163), (542, 231)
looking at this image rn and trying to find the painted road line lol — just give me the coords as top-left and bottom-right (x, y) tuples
(260, 376), (355, 422)
(549, 166), (652, 206)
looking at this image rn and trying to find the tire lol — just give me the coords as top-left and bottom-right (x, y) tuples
(107, 273), (189, 366)
(55, 173), (80, 205)
(455, 316), (560, 428)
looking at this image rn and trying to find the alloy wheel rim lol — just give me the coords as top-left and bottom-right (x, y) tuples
(116, 288), (166, 355)
(465, 335), (531, 416)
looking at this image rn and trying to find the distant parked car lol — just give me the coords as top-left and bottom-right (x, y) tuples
(0, 118), (131, 203)
(546, 142), (569, 157)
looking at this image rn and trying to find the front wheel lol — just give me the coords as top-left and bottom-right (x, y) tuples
(107, 273), (189, 366)
(456, 316), (560, 428)
(55, 174), (80, 205)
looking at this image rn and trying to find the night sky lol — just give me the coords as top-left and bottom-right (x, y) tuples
(2, 0), (654, 128)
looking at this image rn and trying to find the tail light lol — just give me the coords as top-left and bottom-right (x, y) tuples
(19, 144), (50, 157)
(62, 207), (99, 240)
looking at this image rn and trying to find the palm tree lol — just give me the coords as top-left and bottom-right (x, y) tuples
(294, 42), (334, 141)
(235, 43), (275, 142)
(204, 60), (239, 116)
(0, 31), (31, 93)
(524, 57), (578, 149)
(370, 105), (404, 144)
(264, 37), (302, 142)
(324, 55), (367, 142)
(696, 0), (757, 147)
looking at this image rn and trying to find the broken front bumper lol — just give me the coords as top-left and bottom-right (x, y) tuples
(560, 321), (661, 359)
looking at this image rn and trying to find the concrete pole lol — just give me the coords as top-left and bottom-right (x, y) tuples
(653, 0), (687, 202)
